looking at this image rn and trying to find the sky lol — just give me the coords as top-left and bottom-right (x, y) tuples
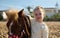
(0, 0), (60, 10)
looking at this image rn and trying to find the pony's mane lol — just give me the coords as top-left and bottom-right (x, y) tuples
(6, 9), (19, 20)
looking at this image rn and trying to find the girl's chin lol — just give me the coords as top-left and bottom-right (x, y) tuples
(36, 19), (41, 20)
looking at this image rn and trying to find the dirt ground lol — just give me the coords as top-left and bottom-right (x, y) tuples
(0, 21), (60, 38)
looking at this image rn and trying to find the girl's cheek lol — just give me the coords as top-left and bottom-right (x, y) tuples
(36, 15), (42, 19)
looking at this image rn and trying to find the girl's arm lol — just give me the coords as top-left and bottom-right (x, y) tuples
(41, 25), (49, 38)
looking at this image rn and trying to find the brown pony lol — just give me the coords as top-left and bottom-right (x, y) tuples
(6, 9), (31, 38)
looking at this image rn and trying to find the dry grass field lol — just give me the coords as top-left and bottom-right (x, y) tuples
(0, 21), (60, 38)
(46, 22), (60, 38)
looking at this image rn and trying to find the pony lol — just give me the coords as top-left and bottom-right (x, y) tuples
(6, 9), (31, 38)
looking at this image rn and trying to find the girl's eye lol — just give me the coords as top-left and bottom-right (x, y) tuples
(39, 13), (41, 15)
(35, 13), (41, 16)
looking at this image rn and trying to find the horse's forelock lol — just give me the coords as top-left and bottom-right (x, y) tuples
(6, 9), (18, 20)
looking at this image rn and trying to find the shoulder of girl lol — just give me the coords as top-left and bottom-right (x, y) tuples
(42, 22), (48, 29)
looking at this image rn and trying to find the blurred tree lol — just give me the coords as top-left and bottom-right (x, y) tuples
(27, 6), (34, 17)
(27, 6), (32, 13)
(44, 15), (49, 21)
(0, 15), (3, 21)
(51, 13), (60, 21)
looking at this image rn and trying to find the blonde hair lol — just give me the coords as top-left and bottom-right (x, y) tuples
(6, 9), (19, 20)
(33, 6), (45, 14)
(33, 6), (45, 19)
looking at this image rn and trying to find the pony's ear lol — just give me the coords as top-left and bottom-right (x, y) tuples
(18, 9), (24, 17)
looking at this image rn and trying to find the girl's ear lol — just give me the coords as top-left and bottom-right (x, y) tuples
(18, 9), (24, 16)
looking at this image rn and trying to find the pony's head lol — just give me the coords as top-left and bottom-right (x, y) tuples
(6, 9), (31, 36)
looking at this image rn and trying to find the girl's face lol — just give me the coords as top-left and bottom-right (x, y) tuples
(34, 9), (44, 21)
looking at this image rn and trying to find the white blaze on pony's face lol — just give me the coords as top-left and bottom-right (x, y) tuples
(33, 6), (45, 21)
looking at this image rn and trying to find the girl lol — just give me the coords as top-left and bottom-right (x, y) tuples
(31, 6), (49, 38)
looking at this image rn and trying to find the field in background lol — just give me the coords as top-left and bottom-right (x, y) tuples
(45, 22), (60, 38)
(0, 21), (60, 38)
